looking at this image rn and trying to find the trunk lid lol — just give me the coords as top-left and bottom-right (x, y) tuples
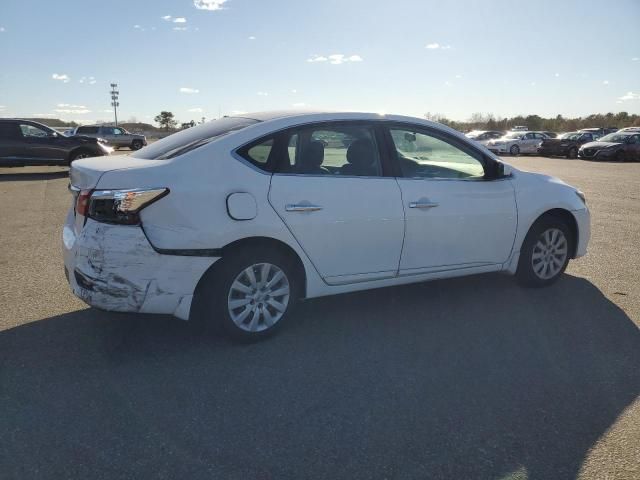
(70, 156), (167, 189)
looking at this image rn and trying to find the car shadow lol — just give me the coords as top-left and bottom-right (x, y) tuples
(1, 274), (638, 479)
(0, 170), (68, 182)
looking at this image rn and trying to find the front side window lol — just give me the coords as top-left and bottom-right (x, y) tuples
(19, 124), (49, 138)
(281, 124), (382, 176)
(389, 128), (485, 180)
(113, 128), (124, 135)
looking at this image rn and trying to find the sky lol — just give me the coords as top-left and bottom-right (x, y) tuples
(0, 0), (639, 125)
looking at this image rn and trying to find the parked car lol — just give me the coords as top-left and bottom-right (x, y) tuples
(578, 132), (640, 162)
(486, 131), (549, 155)
(511, 126), (528, 131)
(540, 131), (558, 138)
(63, 111), (590, 341)
(618, 127), (640, 133)
(579, 127), (616, 138)
(75, 125), (147, 150)
(538, 131), (599, 158)
(465, 130), (505, 146)
(0, 119), (112, 166)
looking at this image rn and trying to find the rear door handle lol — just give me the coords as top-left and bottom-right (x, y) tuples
(285, 204), (323, 212)
(409, 201), (439, 209)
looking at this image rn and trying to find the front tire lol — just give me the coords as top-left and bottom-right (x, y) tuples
(194, 248), (299, 341)
(516, 216), (573, 287)
(567, 147), (578, 159)
(510, 145), (520, 156)
(69, 149), (92, 164)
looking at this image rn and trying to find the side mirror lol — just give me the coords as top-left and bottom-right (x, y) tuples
(501, 163), (513, 177)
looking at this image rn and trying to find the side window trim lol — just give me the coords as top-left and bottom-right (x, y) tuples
(381, 121), (500, 180)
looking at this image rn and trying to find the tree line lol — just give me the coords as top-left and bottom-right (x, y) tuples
(424, 112), (640, 132)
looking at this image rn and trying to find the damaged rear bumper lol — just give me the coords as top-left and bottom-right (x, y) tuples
(62, 214), (219, 320)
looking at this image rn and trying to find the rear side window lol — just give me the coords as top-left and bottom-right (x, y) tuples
(77, 126), (99, 134)
(0, 122), (20, 139)
(131, 117), (259, 160)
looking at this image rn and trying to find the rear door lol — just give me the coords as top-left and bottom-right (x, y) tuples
(0, 122), (25, 165)
(265, 122), (405, 285)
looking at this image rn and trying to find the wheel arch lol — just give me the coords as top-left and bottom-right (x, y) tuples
(66, 146), (93, 164)
(192, 236), (308, 306)
(528, 208), (579, 258)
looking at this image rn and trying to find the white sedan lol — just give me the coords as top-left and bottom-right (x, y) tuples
(63, 111), (590, 341)
(487, 131), (549, 155)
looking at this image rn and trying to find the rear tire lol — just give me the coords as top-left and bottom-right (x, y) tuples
(192, 247), (299, 342)
(567, 147), (578, 159)
(510, 145), (520, 156)
(516, 215), (573, 287)
(131, 140), (143, 150)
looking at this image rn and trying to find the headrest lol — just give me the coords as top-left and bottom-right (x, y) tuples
(305, 141), (325, 167)
(346, 139), (375, 167)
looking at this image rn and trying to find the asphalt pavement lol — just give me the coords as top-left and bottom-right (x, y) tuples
(0, 156), (638, 479)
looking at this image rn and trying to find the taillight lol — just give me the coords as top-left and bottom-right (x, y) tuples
(85, 188), (169, 225)
(76, 189), (93, 216)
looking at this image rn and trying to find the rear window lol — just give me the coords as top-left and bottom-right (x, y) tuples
(131, 117), (260, 160)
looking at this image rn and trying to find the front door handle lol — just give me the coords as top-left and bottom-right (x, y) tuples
(409, 201), (439, 209)
(285, 204), (323, 212)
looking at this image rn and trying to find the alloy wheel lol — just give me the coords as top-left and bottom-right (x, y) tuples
(227, 263), (290, 332)
(531, 228), (568, 280)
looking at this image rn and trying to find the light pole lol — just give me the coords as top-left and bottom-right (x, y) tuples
(110, 83), (119, 126)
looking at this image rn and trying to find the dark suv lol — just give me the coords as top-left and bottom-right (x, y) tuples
(0, 119), (111, 167)
(75, 125), (147, 150)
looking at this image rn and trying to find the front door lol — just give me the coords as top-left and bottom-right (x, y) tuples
(266, 122), (405, 284)
(386, 125), (517, 273)
(17, 123), (65, 163)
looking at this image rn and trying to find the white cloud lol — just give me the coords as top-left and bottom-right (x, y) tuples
(188, 107), (203, 112)
(0, 27), (5, 32)
(173, 26), (188, 31)
(180, 87), (199, 93)
(133, 24), (143, 30)
(603, 80), (609, 85)
(292, 102), (306, 107)
(455, 74), (463, 79)
(307, 54), (363, 64)
(57, 103), (87, 108)
(554, 73), (560, 77)
(55, 108), (91, 114)
(307, 55), (328, 63)
(32, 113), (57, 117)
(248, 36), (256, 40)
(162, 15), (172, 21)
(0, 105), (5, 110)
(52, 73), (70, 83)
(618, 91), (640, 101)
(231, 110), (247, 115)
(194, 0), (228, 11)
(173, 17), (187, 23)
(79, 76), (96, 84)
(291, 89), (298, 93)
(425, 43), (452, 50)
(632, 57), (639, 61)
(257, 91), (268, 96)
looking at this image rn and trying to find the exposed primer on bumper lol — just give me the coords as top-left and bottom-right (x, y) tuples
(63, 217), (218, 320)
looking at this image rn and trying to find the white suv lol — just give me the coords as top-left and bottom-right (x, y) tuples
(63, 111), (590, 341)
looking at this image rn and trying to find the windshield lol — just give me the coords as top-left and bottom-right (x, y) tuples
(559, 132), (582, 140)
(131, 117), (259, 160)
(598, 133), (630, 143)
(465, 131), (483, 138)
